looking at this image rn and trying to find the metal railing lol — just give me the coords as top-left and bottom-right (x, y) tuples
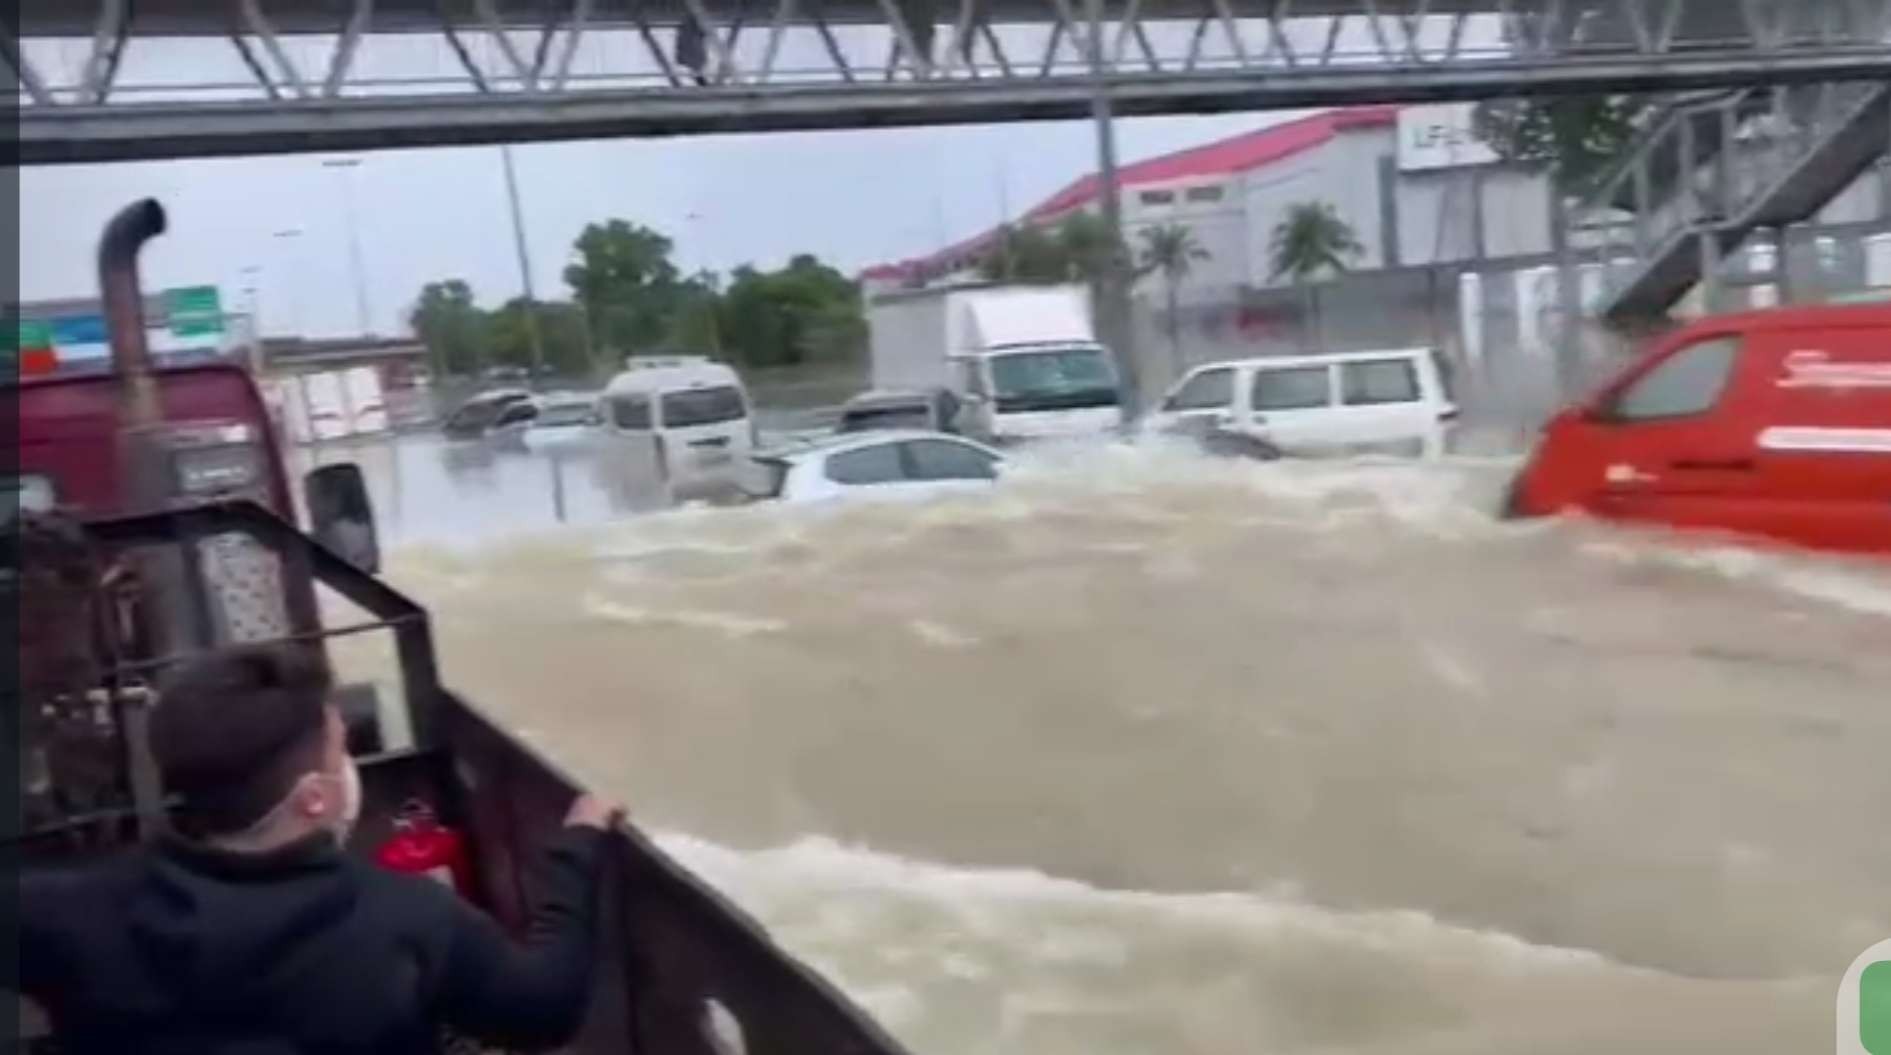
(11, 0), (1891, 161)
(1570, 78), (1890, 313)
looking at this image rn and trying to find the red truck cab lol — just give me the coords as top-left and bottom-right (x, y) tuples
(1508, 303), (1891, 555)
(15, 362), (298, 524)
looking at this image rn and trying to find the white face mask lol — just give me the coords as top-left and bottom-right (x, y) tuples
(324, 756), (363, 845)
(220, 756), (361, 847)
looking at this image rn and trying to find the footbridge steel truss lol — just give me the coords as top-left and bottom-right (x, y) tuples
(8, 0), (1891, 162)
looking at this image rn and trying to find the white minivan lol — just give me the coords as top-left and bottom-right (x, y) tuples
(599, 357), (756, 486)
(1142, 348), (1457, 458)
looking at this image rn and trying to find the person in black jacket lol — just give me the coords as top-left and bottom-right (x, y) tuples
(12, 643), (624, 1054)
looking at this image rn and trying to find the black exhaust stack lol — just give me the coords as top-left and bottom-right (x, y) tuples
(98, 198), (168, 426)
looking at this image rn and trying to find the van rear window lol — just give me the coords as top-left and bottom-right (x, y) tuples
(1252, 367), (1331, 411)
(661, 386), (746, 428)
(1342, 360), (1421, 406)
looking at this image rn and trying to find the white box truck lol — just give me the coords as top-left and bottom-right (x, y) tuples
(867, 284), (1123, 443)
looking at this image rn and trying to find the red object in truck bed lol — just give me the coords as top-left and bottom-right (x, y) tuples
(1509, 303), (1891, 555)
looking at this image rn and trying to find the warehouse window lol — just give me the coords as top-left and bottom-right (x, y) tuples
(1138, 189), (1176, 206)
(1185, 185), (1225, 203)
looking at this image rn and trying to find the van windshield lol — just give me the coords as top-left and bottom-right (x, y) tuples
(989, 348), (1119, 413)
(661, 386), (746, 428)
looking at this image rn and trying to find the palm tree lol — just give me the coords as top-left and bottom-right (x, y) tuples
(1137, 223), (1211, 375)
(1268, 202), (1365, 351)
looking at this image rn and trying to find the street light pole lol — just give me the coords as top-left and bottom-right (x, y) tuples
(238, 263), (265, 374)
(272, 228), (305, 337)
(321, 158), (374, 337)
(684, 210), (723, 360)
(500, 144), (546, 376)
(1084, 0), (1138, 414)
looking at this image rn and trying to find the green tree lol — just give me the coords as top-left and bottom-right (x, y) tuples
(1269, 202), (1364, 352)
(1474, 96), (1655, 191)
(486, 298), (592, 377)
(1137, 223), (1210, 373)
(563, 220), (684, 359)
(979, 224), (1070, 283)
(716, 255), (866, 370)
(1056, 212), (1130, 288)
(1478, 3), (1869, 192)
(666, 271), (725, 359)
(408, 279), (487, 377)
(978, 213), (1129, 287)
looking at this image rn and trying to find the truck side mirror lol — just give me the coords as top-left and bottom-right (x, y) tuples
(305, 463), (380, 574)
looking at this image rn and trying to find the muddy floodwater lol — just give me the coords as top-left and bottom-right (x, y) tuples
(350, 436), (1890, 1054)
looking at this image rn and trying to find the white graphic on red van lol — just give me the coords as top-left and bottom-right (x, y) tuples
(1778, 351), (1891, 389)
(1758, 427), (1891, 454)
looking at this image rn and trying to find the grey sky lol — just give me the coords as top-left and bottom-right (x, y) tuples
(20, 112), (1302, 339)
(18, 12), (1496, 340)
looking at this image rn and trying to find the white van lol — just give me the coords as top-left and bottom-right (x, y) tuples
(599, 357), (756, 484)
(1142, 348), (1457, 458)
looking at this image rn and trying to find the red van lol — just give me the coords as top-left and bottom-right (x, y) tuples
(1507, 303), (1891, 555)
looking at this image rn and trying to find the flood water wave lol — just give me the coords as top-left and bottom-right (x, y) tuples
(374, 442), (1890, 1054)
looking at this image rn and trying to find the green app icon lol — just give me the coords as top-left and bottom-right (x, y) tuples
(1864, 961), (1891, 1055)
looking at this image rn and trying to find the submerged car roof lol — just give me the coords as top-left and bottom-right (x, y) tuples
(758, 429), (989, 463)
(842, 388), (947, 409)
(1189, 347), (1439, 373)
(603, 357), (741, 394)
(464, 387), (532, 405)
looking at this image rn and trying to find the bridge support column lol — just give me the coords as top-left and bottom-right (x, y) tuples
(1772, 225), (1793, 306)
(1085, 0), (1138, 414)
(1697, 227), (1723, 315)
(1550, 191), (1583, 399)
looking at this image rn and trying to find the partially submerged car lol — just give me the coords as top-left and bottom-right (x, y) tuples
(521, 391), (602, 453)
(441, 388), (534, 440)
(742, 430), (1003, 504)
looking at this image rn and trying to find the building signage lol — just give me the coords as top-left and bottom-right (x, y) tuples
(50, 314), (109, 345)
(1397, 103), (1502, 172)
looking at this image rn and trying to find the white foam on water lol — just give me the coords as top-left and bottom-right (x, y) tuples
(658, 832), (1616, 971)
(582, 594), (788, 637)
(649, 833), (1642, 1054)
(369, 436), (1881, 1055)
(1416, 640), (1488, 698)
(908, 619), (979, 648)
(1581, 538), (1891, 619)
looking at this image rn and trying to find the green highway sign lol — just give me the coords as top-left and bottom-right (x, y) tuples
(165, 285), (224, 337)
(10, 320), (53, 352)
